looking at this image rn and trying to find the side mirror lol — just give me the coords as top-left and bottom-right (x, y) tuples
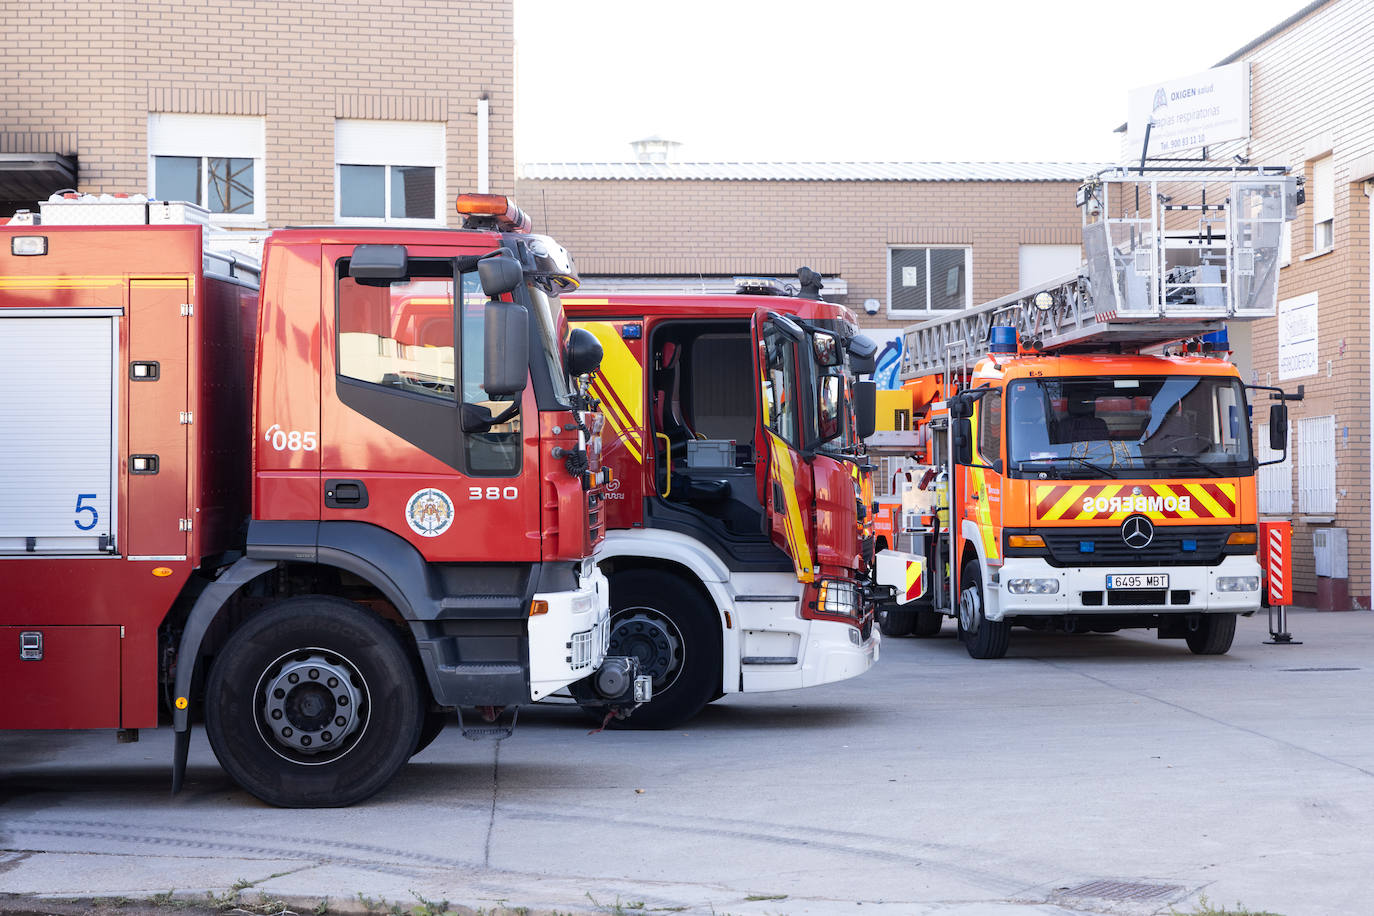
(818, 375), (843, 443)
(1269, 403), (1288, 451)
(812, 330), (842, 368)
(948, 393), (972, 420)
(855, 380), (877, 440)
(478, 255), (524, 298)
(953, 417), (973, 466)
(483, 302), (529, 396)
(847, 334), (878, 375)
(565, 327), (603, 377)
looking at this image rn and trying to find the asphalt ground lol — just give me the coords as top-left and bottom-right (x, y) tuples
(3, 608), (1371, 916)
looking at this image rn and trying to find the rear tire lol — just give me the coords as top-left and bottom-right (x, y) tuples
(1186, 613), (1237, 655)
(205, 596), (424, 807)
(912, 609), (944, 637)
(958, 562), (1010, 660)
(877, 607), (915, 637)
(588, 570), (720, 730)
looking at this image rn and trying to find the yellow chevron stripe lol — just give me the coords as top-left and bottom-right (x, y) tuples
(768, 432), (814, 583)
(577, 321), (644, 465)
(1044, 485), (1090, 521)
(1186, 483), (1227, 519)
(590, 378), (643, 464)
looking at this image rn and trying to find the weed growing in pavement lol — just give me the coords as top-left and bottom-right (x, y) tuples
(743, 895), (787, 902)
(311, 899), (329, 916)
(584, 893), (647, 914)
(1171, 896), (1284, 916)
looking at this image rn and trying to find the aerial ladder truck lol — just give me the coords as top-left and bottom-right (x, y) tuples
(874, 164), (1303, 658)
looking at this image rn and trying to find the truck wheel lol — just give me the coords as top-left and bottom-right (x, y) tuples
(592, 570), (720, 730)
(1186, 613), (1237, 655)
(411, 708), (450, 758)
(204, 596), (424, 807)
(912, 610), (944, 637)
(957, 562), (1010, 660)
(877, 607), (915, 637)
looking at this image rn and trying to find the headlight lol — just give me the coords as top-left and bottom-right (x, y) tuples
(817, 579), (860, 617)
(1006, 578), (1060, 595)
(1217, 576), (1260, 592)
(570, 589), (596, 615)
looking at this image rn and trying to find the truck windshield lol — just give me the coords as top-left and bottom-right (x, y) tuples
(1006, 375), (1253, 479)
(525, 283), (574, 402)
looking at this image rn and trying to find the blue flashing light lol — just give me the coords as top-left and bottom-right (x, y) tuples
(621, 324), (643, 340)
(1202, 328), (1229, 351)
(1182, 539), (1197, 552)
(1079, 541), (1095, 553)
(988, 326), (1018, 354)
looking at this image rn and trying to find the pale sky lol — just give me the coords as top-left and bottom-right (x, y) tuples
(514, 0), (1310, 165)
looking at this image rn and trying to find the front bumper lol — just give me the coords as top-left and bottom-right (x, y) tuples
(741, 616), (879, 693)
(990, 555), (1263, 621)
(528, 564), (611, 699)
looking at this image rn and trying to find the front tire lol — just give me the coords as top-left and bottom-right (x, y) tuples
(204, 596), (424, 807)
(1186, 613), (1237, 655)
(912, 609), (944, 637)
(877, 607), (915, 637)
(590, 570), (720, 730)
(957, 562), (1010, 660)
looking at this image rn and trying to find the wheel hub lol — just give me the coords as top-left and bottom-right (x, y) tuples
(607, 609), (682, 689)
(958, 585), (981, 636)
(260, 652), (364, 756)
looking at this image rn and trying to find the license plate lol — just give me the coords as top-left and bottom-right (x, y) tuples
(1106, 574), (1169, 590)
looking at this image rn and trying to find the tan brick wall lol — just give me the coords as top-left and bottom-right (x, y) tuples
(1225, 0), (1374, 604)
(0, 0), (515, 225)
(514, 176), (1085, 335)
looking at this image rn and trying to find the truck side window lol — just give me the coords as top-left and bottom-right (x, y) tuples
(338, 264), (456, 399)
(978, 390), (1002, 465)
(459, 274), (521, 474)
(760, 328), (800, 447)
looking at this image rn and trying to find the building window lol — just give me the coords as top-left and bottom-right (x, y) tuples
(1018, 244), (1081, 288)
(1256, 423), (1293, 515)
(1297, 414), (1335, 515)
(147, 114), (265, 223)
(888, 247), (971, 316)
(1312, 155), (1334, 253)
(335, 120), (444, 225)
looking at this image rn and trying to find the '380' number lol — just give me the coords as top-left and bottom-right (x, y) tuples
(470, 486), (518, 500)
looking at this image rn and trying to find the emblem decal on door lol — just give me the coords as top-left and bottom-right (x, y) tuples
(406, 487), (455, 537)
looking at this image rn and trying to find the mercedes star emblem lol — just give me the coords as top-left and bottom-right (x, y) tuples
(1121, 514), (1155, 549)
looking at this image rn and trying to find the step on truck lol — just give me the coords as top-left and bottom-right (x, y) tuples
(0, 193), (648, 806)
(563, 272), (908, 727)
(873, 165), (1304, 658)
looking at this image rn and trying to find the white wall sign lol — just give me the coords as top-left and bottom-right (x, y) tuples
(1278, 291), (1319, 381)
(1126, 62), (1251, 158)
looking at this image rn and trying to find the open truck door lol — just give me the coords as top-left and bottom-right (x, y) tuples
(751, 310), (817, 583)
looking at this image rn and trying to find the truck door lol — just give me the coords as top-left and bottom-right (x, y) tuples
(322, 246), (540, 562)
(751, 311), (817, 583)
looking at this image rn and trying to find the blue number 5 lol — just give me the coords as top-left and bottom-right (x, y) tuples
(75, 494), (99, 531)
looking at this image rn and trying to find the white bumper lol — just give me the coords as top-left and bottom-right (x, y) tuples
(527, 565), (610, 700)
(740, 615), (879, 693)
(989, 554), (1263, 621)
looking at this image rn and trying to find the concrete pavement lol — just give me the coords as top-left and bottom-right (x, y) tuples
(3, 609), (1371, 915)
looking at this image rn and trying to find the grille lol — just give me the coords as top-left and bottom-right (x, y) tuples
(570, 627), (596, 670)
(1059, 880), (1183, 902)
(1081, 590), (1191, 607)
(1041, 528), (1229, 567)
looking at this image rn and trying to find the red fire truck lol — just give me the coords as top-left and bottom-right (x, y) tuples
(0, 194), (646, 807)
(563, 275), (898, 728)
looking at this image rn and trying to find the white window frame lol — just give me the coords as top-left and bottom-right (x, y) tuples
(335, 120), (445, 227)
(1297, 414), (1336, 515)
(886, 246), (972, 318)
(147, 114), (266, 226)
(1312, 155), (1334, 254)
(1256, 423), (1293, 515)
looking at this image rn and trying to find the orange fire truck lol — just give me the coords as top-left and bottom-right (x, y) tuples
(0, 193), (646, 806)
(563, 274), (906, 727)
(874, 165), (1303, 658)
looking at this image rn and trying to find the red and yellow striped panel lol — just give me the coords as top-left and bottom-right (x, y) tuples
(1033, 483), (1238, 522)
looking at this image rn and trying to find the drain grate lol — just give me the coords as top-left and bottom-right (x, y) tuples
(1060, 880), (1183, 901)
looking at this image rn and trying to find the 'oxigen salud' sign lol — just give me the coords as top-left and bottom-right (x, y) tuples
(1127, 62), (1251, 158)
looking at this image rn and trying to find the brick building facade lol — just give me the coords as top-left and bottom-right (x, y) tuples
(0, 0), (514, 228)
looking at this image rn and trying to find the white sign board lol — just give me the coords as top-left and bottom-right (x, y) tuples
(1127, 62), (1250, 158)
(1278, 291), (1318, 381)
